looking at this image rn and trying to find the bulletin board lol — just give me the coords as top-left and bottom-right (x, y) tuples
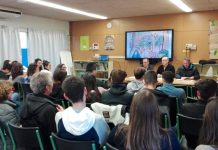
(209, 20), (218, 59)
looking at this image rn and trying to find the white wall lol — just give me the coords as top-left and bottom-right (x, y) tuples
(0, 14), (69, 33)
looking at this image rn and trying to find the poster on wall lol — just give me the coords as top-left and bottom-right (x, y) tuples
(80, 36), (89, 51)
(209, 20), (218, 59)
(104, 34), (115, 50)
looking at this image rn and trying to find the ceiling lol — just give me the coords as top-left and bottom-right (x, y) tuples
(0, 0), (218, 21)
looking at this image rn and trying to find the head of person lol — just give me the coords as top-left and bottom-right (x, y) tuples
(82, 73), (96, 92)
(62, 76), (86, 103)
(195, 79), (217, 101)
(27, 63), (38, 77)
(0, 80), (13, 102)
(55, 63), (67, 71)
(199, 98), (218, 145)
(30, 72), (53, 95)
(162, 71), (174, 84)
(126, 90), (160, 150)
(34, 58), (43, 71)
(53, 69), (67, 83)
(161, 57), (169, 67)
(11, 62), (23, 80)
(142, 58), (150, 68)
(143, 71), (158, 89)
(134, 67), (145, 80)
(86, 62), (97, 76)
(43, 60), (51, 71)
(110, 69), (127, 84)
(34, 58), (42, 66)
(2, 60), (12, 72)
(183, 58), (191, 69)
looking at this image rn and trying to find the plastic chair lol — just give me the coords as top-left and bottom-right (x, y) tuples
(0, 127), (6, 150)
(186, 96), (197, 103)
(7, 123), (44, 150)
(176, 114), (203, 149)
(50, 133), (96, 150)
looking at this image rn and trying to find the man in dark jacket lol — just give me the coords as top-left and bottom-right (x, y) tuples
(20, 72), (62, 150)
(176, 58), (200, 80)
(101, 69), (133, 110)
(181, 79), (217, 118)
(157, 57), (175, 76)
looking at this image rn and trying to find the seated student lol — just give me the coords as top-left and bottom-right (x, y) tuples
(34, 58), (43, 72)
(127, 67), (145, 93)
(82, 73), (102, 103)
(141, 71), (170, 105)
(55, 76), (109, 146)
(196, 98), (218, 150)
(86, 62), (108, 89)
(157, 71), (186, 107)
(101, 69), (133, 109)
(0, 80), (19, 127)
(157, 57), (175, 77)
(50, 68), (67, 100)
(142, 58), (153, 71)
(43, 60), (52, 71)
(107, 90), (180, 150)
(176, 58), (200, 80)
(0, 60), (12, 80)
(181, 79), (217, 118)
(20, 72), (61, 150)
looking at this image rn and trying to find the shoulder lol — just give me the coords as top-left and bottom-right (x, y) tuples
(195, 145), (216, 150)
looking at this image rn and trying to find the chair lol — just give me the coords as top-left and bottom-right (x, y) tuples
(186, 96), (197, 103)
(7, 123), (44, 150)
(104, 142), (119, 150)
(158, 96), (179, 126)
(50, 133), (96, 150)
(193, 63), (202, 74)
(176, 114), (203, 149)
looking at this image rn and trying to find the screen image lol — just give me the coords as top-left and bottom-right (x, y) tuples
(125, 29), (173, 60)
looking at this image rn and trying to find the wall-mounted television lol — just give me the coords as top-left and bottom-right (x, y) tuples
(125, 29), (173, 60)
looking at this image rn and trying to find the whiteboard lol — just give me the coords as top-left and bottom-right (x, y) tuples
(60, 51), (74, 75)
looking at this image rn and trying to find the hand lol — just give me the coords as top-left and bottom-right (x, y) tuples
(56, 104), (64, 112)
(189, 77), (194, 80)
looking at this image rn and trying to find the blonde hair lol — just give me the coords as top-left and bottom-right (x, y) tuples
(0, 80), (13, 101)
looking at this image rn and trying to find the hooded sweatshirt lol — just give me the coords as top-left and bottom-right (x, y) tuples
(101, 83), (133, 109)
(55, 107), (109, 145)
(127, 79), (145, 93)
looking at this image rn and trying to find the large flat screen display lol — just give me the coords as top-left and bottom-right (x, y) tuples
(125, 29), (173, 60)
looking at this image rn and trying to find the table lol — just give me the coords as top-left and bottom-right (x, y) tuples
(125, 76), (197, 86)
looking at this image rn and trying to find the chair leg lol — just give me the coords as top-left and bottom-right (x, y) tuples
(6, 124), (16, 150)
(35, 130), (44, 150)
(0, 128), (6, 150)
(49, 135), (56, 150)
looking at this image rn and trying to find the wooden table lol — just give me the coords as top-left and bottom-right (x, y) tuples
(125, 76), (197, 86)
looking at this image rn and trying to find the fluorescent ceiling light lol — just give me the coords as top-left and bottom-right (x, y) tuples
(169, 0), (192, 12)
(24, 0), (108, 19)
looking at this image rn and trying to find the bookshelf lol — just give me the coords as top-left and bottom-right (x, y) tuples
(73, 60), (113, 80)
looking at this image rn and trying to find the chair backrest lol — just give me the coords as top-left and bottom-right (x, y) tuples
(50, 133), (96, 150)
(7, 123), (44, 150)
(186, 96), (198, 103)
(177, 113), (203, 149)
(105, 142), (119, 150)
(158, 96), (179, 126)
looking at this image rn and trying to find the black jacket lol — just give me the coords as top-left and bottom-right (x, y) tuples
(176, 64), (200, 80)
(101, 83), (133, 109)
(157, 64), (175, 75)
(181, 100), (207, 118)
(20, 93), (57, 150)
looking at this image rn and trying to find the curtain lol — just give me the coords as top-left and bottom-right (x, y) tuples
(28, 29), (68, 72)
(0, 26), (21, 63)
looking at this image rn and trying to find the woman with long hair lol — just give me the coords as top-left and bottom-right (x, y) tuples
(108, 90), (180, 150)
(196, 98), (218, 150)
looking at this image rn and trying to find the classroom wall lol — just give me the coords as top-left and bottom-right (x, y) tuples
(70, 10), (218, 76)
